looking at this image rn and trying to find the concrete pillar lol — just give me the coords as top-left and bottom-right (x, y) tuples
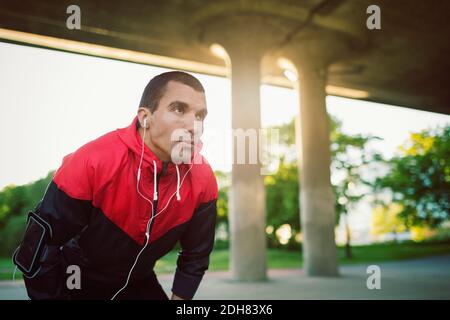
(198, 17), (282, 281)
(285, 31), (354, 277)
(228, 46), (267, 281)
(296, 62), (339, 276)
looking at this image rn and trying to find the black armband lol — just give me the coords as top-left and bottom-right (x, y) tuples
(13, 211), (53, 278)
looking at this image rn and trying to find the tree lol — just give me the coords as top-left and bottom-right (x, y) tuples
(0, 185), (29, 230)
(264, 157), (300, 249)
(262, 115), (383, 253)
(330, 116), (384, 258)
(0, 172), (53, 256)
(374, 125), (450, 228)
(371, 203), (407, 242)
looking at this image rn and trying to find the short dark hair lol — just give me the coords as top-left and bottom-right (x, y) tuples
(139, 71), (205, 113)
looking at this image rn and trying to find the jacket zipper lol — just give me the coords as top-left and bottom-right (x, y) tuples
(146, 162), (168, 240)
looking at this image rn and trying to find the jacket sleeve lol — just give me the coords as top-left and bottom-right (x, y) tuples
(171, 167), (218, 300)
(36, 146), (95, 245)
(171, 199), (218, 299)
(21, 145), (95, 299)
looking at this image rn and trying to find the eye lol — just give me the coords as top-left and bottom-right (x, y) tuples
(195, 111), (207, 121)
(173, 105), (184, 114)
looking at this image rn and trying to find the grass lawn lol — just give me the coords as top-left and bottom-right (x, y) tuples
(2, 240), (449, 280)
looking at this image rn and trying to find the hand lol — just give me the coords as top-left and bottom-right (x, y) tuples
(171, 293), (185, 300)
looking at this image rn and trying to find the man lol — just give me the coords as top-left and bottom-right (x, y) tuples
(13, 71), (218, 300)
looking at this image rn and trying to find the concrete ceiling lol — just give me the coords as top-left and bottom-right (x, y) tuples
(1, 0), (449, 115)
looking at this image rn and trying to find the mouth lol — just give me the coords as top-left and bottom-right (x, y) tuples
(177, 139), (194, 146)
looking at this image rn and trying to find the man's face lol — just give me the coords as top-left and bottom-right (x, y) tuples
(143, 81), (207, 162)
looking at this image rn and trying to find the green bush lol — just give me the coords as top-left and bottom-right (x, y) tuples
(0, 214), (27, 257)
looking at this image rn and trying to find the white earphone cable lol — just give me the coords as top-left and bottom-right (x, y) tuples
(111, 118), (192, 300)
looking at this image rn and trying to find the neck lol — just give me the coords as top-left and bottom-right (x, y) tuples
(138, 127), (171, 162)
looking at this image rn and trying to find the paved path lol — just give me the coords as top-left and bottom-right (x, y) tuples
(1, 255), (449, 300)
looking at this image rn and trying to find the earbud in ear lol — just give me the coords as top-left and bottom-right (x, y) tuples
(143, 118), (147, 128)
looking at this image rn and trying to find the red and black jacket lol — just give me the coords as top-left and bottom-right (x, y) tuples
(23, 116), (218, 300)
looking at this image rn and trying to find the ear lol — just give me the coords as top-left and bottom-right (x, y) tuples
(137, 108), (149, 127)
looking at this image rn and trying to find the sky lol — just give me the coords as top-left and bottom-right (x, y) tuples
(1, 41), (449, 195)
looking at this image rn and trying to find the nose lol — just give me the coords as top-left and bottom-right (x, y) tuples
(184, 113), (195, 134)
(184, 113), (203, 139)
